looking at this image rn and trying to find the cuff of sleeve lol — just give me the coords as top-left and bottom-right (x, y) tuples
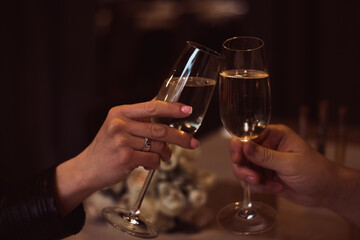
(0, 166), (86, 239)
(45, 166), (86, 238)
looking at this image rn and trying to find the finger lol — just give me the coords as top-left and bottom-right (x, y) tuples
(134, 137), (172, 162)
(250, 181), (284, 194)
(232, 163), (262, 184)
(126, 120), (199, 149)
(254, 125), (286, 149)
(230, 138), (243, 165)
(257, 124), (299, 153)
(116, 133), (172, 161)
(242, 140), (292, 172)
(157, 143), (172, 162)
(132, 151), (162, 170)
(111, 101), (193, 120)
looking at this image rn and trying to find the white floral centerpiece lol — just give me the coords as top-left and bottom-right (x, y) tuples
(85, 145), (215, 232)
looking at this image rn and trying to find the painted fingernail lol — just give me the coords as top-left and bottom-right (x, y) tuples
(246, 175), (255, 183)
(181, 106), (192, 114)
(190, 138), (199, 148)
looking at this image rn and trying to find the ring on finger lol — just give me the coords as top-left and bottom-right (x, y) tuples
(143, 137), (152, 152)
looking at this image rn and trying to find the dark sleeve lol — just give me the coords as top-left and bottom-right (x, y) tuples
(0, 167), (86, 240)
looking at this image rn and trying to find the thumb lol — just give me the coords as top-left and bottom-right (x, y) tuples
(243, 140), (287, 172)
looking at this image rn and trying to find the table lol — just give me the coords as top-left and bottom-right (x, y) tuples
(64, 128), (360, 240)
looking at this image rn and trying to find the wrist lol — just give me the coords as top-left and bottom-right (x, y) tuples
(55, 153), (93, 216)
(321, 163), (343, 210)
(322, 165), (360, 226)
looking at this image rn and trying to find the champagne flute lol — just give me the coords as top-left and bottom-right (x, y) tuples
(102, 41), (222, 238)
(217, 36), (277, 234)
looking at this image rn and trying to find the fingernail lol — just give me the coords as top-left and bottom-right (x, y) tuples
(181, 106), (192, 114)
(190, 138), (199, 148)
(246, 175), (255, 183)
(230, 149), (239, 161)
(272, 184), (283, 193)
(245, 141), (256, 155)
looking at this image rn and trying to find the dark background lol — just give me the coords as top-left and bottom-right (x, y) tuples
(1, 0), (360, 182)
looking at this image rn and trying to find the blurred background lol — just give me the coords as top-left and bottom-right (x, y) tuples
(1, 0), (360, 182)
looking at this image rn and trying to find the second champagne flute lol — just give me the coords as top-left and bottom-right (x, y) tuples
(102, 41), (222, 238)
(217, 36), (277, 235)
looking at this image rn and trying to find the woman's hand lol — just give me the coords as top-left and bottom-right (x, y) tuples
(55, 100), (199, 215)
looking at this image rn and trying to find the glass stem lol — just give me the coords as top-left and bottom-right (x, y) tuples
(242, 181), (251, 209)
(239, 181), (256, 219)
(130, 169), (155, 217)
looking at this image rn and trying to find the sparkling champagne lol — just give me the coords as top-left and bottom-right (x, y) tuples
(154, 77), (216, 134)
(219, 69), (270, 141)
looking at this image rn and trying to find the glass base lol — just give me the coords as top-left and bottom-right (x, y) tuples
(217, 201), (277, 235)
(102, 207), (158, 238)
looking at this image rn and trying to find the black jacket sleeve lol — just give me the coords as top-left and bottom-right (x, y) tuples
(0, 167), (86, 240)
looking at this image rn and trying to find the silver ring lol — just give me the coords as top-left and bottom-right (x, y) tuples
(143, 137), (151, 152)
